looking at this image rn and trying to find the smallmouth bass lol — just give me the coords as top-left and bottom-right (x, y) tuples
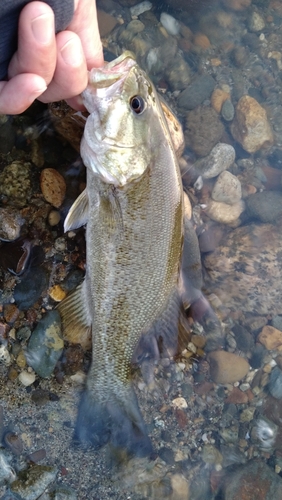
(58, 52), (192, 456)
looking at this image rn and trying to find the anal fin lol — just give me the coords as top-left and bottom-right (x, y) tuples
(57, 279), (92, 349)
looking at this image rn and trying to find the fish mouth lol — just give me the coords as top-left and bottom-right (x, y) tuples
(87, 52), (137, 89)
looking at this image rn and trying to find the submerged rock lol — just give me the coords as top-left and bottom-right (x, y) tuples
(178, 74), (216, 110)
(185, 106), (224, 157)
(14, 267), (48, 310)
(0, 161), (32, 208)
(211, 171), (242, 205)
(231, 96), (273, 153)
(10, 464), (57, 500)
(25, 310), (63, 378)
(245, 191), (282, 223)
(194, 143), (236, 179)
(203, 223), (282, 315)
(208, 350), (249, 384)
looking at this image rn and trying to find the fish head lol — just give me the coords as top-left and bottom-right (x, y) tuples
(81, 52), (169, 187)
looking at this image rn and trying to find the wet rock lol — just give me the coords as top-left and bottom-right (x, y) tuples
(203, 223), (282, 315)
(0, 208), (24, 242)
(231, 96), (273, 153)
(258, 325), (282, 350)
(97, 9), (118, 36)
(211, 171), (242, 205)
(164, 52), (191, 91)
(51, 485), (77, 499)
(3, 431), (23, 456)
(272, 316), (282, 331)
(201, 444), (222, 465)
(14, 267), (48, 310)
(18, 370), (36, 387)
(160, 13), (180, 36)
(178, 74), (216, 110)
(222, 0), (251, 10)
(40, 168), (66, 209)
(248, 11), (265, 32)
(269, 366), (282, 399)
(195, 143), (235, 179)
(221, 99), (235, 121)
(246, 191), (282, 223)
(231, 324), (255, 352)
(130, 1), (152, 17)
(0, 449), (15, 485)
(170, 473), (189, 500)
(205, 199), (244, 225)
(225, 387), (248, 404)
(0, 162), (32, 208)
(211, 89), (230, 114)
(185, 107), (224, 157)
(208, 350), (250, 384)
(221, 459), (282, 500)
(25, 310), (63, 378)
(10, 464), (57, 500)
(48, 210), (61, 227)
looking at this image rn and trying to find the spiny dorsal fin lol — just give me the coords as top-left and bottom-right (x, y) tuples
(64, 188), (89, 232)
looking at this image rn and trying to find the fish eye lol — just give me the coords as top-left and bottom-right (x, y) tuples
(129, 95), (146, 115)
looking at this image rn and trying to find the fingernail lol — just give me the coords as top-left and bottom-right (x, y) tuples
(61, 38), (84, 66)
(31, 13), (54, 44)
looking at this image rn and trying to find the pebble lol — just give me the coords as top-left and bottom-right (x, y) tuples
(14, 267), (48, 311)
(0, 449), (16, 485)
(18, 370), (36, 386)
(205, 199), (245, 225)
(170, 473), (189, 500)
(246, 191), (282, 223)
(48, 210), (61, 227)
(0, 344), (11, 365)
(221, 99), (235, 121)
(272, 316), (282, 332)
(0, 208), (24, 241)
(10, 464), (58, 499)
(269, 366), (282, 399)
(160, 13), (180, 36)
(248, 11), (265, 32)
(231, 95), (273, 153)
(164, 52), (191, 91)
(195, 143), (236, 179)
(224, 387), (248, 404)
(40, 168), (66, 209)
(49, 284), (67, 302)
(222, 0), (251, 10)
(193, 33), (211, 50)
(0, 161), (32, 208)
(211, 171), (242, 205)
(258, 325), (282, 350)
(25, 310), (63, 378)
(52, 485), (78, 499)
(201, 444), (223, 465)
(221, 459), (282, 499)
(171, 397), (188, 409)
(178, 74), (216, 110)
(208, 350), (250, 384)
(210, 89), (230, 114)
(130, 1), (152, 17)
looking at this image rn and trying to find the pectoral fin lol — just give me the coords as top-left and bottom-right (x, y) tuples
(57, 279), (92, 350)
(64, 188), (89, 232)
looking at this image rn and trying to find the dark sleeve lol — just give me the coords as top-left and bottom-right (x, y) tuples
(0, 0), (74, 80)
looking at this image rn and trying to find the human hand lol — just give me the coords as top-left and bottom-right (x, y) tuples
(0, 0), (103, 114)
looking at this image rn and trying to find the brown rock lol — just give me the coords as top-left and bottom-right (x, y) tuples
(211, 89), (230, 113)
(194, 33), (211, 49)
(40, 168), (66, 208)
(222, 0), (252, 10)
(225, 387), (248, 404)
(258, 325), (282, 350)
(97, 10), (118, 37)
(231, 96), (273, 153)
(208, 350), (249, 384)
(221, 459), (282, 500)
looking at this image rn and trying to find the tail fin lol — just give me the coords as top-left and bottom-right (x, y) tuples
(73, 387), (153, 458)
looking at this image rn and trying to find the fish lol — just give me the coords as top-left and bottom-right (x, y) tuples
(58, 51), (195, 457)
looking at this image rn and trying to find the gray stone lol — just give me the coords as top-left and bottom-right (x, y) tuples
(246, 191), (282, 223)
(221, 99), (235, 121)
(195, 143), (236, 179)
(10, 465), (57, 500)
(211, 170), (242, 205)
(25, 310), (63, 378)
(269, 366), (282, 399)
(178, 74), (216, 110)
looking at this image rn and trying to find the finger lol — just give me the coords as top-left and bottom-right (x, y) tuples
(38, 31), (87, 103)
(8, 1), (57, 85)
(68, 0), (104, 70)
(0, 74), (47, 114)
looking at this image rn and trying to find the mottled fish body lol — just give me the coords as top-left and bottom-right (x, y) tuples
(59, 52), (185, 456)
